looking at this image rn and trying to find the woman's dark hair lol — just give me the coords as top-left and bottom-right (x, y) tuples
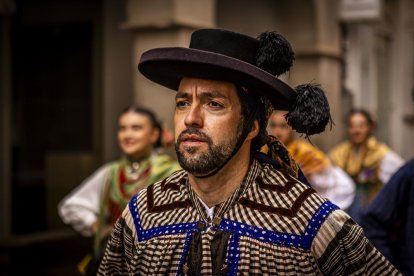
(346, 108), (375, 128)
(120, 105), (163, 148)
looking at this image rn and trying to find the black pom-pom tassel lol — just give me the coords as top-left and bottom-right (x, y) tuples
(255, 31), (295, 77)
(285, 84), (333, 136)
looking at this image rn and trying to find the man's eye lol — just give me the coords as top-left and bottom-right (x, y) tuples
(176, 100), (189, 108)
(208, 101), (223, 108)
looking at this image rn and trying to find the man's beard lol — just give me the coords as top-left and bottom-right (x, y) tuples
(175, 122), (244, 175)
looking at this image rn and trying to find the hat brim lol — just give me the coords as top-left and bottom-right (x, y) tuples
(138, 47), (296, 110)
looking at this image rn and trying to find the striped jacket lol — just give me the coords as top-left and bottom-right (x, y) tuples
(98, 159), (400, 275)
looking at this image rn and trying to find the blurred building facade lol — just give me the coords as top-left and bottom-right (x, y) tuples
(0, 0), (413, 273)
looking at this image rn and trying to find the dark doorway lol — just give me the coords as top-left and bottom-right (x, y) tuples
(11, 12), (95, 235)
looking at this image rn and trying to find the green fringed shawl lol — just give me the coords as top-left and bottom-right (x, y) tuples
(94, 154), (180, 258)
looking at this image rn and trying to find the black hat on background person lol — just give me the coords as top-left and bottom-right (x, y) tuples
(138, 28), (332, 178)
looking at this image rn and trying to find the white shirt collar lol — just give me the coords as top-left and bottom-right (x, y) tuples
(198, 197), (215, 220)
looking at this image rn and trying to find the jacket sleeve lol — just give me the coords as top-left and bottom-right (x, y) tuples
(58, 164), (110, 236)
(379, 151), (404, 184)
(311, 209), (401, 275)
(308, 165), (355, 210)
(362, 161), (412, 266)
(98, 207), (137, 275)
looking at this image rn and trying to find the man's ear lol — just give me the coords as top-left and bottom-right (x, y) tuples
(246, 120), (260, 141)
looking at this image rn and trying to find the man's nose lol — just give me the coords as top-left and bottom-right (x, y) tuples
(184, 104), (203, 128)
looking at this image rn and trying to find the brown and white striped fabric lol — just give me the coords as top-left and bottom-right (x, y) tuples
(98, 159), (400, 275)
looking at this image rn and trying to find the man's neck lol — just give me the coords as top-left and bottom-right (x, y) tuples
(188, 145), (251, 208)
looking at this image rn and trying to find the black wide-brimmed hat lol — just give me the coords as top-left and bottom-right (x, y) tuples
(138, 28), (331, 137)
(138, 28), (332, 179)
(138, 29), (296, 110)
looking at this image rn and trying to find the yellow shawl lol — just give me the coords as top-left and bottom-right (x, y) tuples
(286, 140), (331, 177)
(329, 136), (389, 177)
(329, 136), (390, 206)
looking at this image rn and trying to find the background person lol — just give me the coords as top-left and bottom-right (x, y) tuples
(267, 110), (355, 210)
(362, 158), (414, 275)
(329, 108), (404, 223)
(58, 105), (180, 274)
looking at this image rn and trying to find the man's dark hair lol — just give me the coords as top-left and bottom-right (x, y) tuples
(235, 86), (268, 151)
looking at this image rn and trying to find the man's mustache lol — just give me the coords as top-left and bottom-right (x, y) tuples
(177, 128), (212, 145)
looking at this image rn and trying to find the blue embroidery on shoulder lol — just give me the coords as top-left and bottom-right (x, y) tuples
(219, 218), (303, 247)
(129, 194), (200, 242)
(219, 201), (338, 274)
(129, 195), (338, 275)
(301, 201), (339, 248)
(217, 201), (338, 250)
(129, 193), (143, 237)
(141, 222), (199, 241)
(129, 195), (203, 274)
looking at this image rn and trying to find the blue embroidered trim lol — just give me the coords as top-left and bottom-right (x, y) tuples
(141, 222), (199, 241)
(129, 195), (338, 275)
(129, 193), (143, 237)
(129, 194), (201, 242)
(177, 230), (195, 275)
(219, 201), (338, 274)
(217, 201), (338, 250)
(301, 201), (339, 249)
(219, 218), (303, 248)
(226, 233), (240, 276)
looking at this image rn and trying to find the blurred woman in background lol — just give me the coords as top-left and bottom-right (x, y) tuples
(58, 106), (180, 274)
(267, 111), (355, 210)
(329, 108), (404, 223)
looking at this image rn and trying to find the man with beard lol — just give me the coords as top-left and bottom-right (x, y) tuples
(98, 29), (399, 275)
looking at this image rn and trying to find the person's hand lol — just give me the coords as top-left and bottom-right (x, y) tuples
(91, 221), (113, 238)
(91, 221), (98, 234)
(102, 225), (113, 238)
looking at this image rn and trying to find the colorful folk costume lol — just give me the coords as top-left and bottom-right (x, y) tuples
(59, 153), (180, 274)
(285, 140), (355, 210)
(98, 29), (400, 275)
(329, 136), (403, 222)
